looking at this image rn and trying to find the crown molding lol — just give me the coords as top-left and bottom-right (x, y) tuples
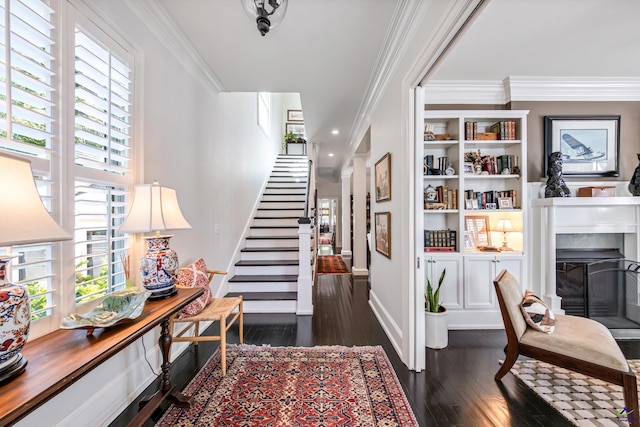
(123, 0), (225, 95)
(424, 77), (640, 104)
(506, 76), (640, 102)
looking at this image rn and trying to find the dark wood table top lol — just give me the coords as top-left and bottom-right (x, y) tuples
(0, 287), (202, 426)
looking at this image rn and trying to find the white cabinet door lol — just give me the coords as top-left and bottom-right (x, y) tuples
(464, 255), (523, 309)
(425, 256), (463, 310)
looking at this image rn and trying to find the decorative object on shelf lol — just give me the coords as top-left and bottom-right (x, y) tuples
(287, 109), (303, 122)
(424, 123), (436, 141)
(424, 185), (437, 202)
(463, 162), (474, 175)
(498, 197), (513, 209)
(425, 268), (447, 349)
(496, 218), (515, 252)
(375, 152), (391, 202)
(0, 152), (72, 382)
(545, 151), (571, 198)
(465, 215), (490, 249)
(544, 115), (620, 177)
(629, 153), (640, 196)
(118, 182), (192, 300)
(60, 289), (152, 336)
(444, 165), (455, 175)
(374, 212), (391, 259)
(241, 0), (288, 36)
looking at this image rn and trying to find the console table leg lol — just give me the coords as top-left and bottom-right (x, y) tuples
(159, 318), (172, 393)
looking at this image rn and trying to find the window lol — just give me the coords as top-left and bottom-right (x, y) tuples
(0, 1), (136, 336)
(258, 91), (270, 136)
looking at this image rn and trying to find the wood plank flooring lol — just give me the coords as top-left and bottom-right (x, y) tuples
(110, 273), (640, 426)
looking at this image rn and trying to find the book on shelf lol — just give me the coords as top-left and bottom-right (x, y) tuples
(424, 229), (457, 251)
(424, 155), (434, 175)
(464, 189), (517, 210)
(489, 120), (517, 140)
(424, 247), (455, 252)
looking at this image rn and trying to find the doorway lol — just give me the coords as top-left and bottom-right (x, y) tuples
(318, 198), (337, 255)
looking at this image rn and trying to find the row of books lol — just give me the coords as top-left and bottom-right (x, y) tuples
(425, 186), (458, 210)
(423, 155), (450, 175)
(478, 154), (516, 175)
(489, 121), (518, 140)
(424, 229), (457, 252)
(464, 189), (518, 209)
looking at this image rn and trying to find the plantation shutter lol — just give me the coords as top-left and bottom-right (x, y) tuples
(73, 25), (133, 304)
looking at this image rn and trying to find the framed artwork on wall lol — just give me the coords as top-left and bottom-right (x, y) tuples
(375, 152), (391, 202)
(544, 115), (620, 177)
(287, 110), (303, 121)
(285, 122), (306, 138)
(375, 212), (391, 258)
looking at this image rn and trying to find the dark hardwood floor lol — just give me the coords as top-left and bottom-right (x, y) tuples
(111, 273), (640, 426)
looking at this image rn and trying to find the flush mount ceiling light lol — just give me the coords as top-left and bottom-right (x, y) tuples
(331, 129), (339, 135)
(241, 0), (288, 36)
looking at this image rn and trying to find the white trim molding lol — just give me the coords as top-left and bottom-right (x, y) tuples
(424, 76), (640, 104)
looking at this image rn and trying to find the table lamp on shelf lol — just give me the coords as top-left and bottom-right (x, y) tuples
(117, 182), (191, 300)
(0, 152), (72, 382)
(496, 218), (515, 252)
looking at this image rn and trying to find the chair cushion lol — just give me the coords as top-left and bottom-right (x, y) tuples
(520, 290), (555, 334)
(520, 313), (629, 372)
(176, 258), (212, 316)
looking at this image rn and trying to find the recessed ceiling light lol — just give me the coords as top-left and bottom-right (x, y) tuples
(328, 153), (334, 157)
(331, 129), (339, 135)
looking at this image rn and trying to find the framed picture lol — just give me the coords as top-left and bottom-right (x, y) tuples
(375, 152), (391, 202)
(465, 215), (491, 248)
(375, 212), (391, 258)
(285, 122), (306, 138)
(287, 110), (304, 121)
(544, 115), (620, 177)
(497, 197), (513, 209)
(463, 162), (474, 174)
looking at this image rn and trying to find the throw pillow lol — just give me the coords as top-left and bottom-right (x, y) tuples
(176, 258), (212, 317)
(520, 290), (555, 334)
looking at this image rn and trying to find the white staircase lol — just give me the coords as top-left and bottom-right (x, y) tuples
(227, 155), (311, 313)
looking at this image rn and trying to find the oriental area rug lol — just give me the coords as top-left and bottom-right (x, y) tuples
(157, 345), (418, 426)
(316, 255), (350, 275)
(511, 359), (640, 426)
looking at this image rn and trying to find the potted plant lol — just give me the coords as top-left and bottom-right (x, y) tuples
(425, 268), (448, 349)
(283, 131), (297, 151)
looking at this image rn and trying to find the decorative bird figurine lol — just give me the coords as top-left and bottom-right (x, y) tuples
(629, 153), (640, 196)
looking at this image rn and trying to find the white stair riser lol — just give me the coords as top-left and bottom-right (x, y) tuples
(259, 202), (304, 209)
(245, 238), (299, 248)
(234, 265), (299, 275)
(266, 182), (306, 188)
(271, 171), (308, 176)
(253, 218), (299, 227)
(256, 209), (304, 218)
(251, 227), (299, 237)
(228, 282), (298, 293)
(241, 300), (297, 314)
(240, 251), (299, 261)
(262, 195), (305, 203)
(268, 177), (307, 183)
(264, 189), (306, 195)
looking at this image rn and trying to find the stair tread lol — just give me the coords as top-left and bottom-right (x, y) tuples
(254, 216), (301, 220)
(235, 260), (299, 266)
(250, 225), (299, 229)
(257, 208), (304, 211)
(226, 292), (297, 301)
(246, 235), (299, 239)
(229, 274), (298, 282)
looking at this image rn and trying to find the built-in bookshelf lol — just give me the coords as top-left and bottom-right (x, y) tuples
(417, 109), (529, 329)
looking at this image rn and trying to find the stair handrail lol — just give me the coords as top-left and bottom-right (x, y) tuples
(303, 159), (312, 220)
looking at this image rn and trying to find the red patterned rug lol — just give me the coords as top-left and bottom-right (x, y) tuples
(157, 345), (418, 426)
(316, 255), (350, 274)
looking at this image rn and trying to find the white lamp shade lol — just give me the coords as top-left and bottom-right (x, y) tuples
(118, 183), (192, 234)
(496, 219), (515, 233)
(0, 153), (71, 246)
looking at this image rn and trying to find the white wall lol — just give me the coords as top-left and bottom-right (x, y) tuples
(16, 1), (280, 425)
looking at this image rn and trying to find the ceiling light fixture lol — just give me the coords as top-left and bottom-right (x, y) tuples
(331, 130), (339, 135)
(241, 0), (288, 37)
(328, 153), (334, 157)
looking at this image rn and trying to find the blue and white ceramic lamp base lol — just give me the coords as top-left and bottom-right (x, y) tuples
(140, 235), (179, 299)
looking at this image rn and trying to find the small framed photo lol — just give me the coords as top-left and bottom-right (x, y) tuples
(465, 215), (491, 248)
(463, 162), (474, 174)
(287, 110), (304, 121)
(375, 212), (391, 259)
(498, 197), (513, 209)
(375, 152), (391, 202)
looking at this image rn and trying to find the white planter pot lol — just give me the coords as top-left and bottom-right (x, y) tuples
(425, 307), (448, 349)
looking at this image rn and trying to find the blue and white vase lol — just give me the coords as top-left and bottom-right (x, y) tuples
(139, 235), (179, 299)
(0, 255), (30, 376)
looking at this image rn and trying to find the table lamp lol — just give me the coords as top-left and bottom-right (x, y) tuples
(0, 152), (72, 381)
(117, 182), (191, 300)
(496, 218), (515, 252)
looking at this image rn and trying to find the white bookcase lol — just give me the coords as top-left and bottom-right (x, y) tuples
(416, 109), (529, 329)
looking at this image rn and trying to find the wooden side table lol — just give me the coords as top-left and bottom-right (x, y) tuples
(0, 287), (203, 426)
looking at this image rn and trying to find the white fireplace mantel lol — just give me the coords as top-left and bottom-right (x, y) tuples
(530, 196), (640, 311)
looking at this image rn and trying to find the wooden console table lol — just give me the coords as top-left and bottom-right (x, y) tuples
(0, 287), (202, 426)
